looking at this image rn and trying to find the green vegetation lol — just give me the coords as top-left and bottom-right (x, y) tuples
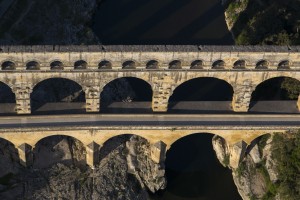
(271, 132), (300, 199)
(226, 0), (300, 45)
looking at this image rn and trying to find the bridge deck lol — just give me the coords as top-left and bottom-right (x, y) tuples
(0, 114), (299, 129)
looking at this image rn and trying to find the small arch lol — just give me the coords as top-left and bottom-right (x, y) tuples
(233, 60), (246, 69)
(50, 60), (64, 70)
(212, 60), (225, 69)
(26, 61), (40, 70)
(169, 60), (181, 69)
(122, 60), (136, 69)
(190, 60), (203, 69)
(256, 60), (269, 69)
(98, 60), (112, 70)
(146, 60), (159, 69)
(74, 60), (87, 70)
(278, 60), (290, 70)
(1, 61), (16, 70)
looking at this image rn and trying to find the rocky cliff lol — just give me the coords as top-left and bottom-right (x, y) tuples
(213, 131), (300, 200)
(0, 135), (166, 200)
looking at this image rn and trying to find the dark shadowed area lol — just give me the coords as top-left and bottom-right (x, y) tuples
(93, 0), (233, 44)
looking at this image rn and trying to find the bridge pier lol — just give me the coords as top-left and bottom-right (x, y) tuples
(86, 142), (101, 168)
(84, 86), (101, 112)
(152, 81), (174, 112)
(13, 85), (32, 114)
(232, 84), (254, 112)
(17, 143), (33, 167)
(150, 141), (167, 164)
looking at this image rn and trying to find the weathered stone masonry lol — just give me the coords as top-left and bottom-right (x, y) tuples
(1, 45), (300, 114)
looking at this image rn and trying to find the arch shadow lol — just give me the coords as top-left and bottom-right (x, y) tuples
(30, 78), (86, 114)
(168, 77), (234, 113)
(249, 77), (300, 113)
(100, 77), (153, 113)
(0, 138), (20, 178)
(0, 81), (16, 115)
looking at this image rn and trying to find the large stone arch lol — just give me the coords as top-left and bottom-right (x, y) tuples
(168, 77), (234, 113)
(164, 132), (241, 199)
(32, 134), (87, 169)
(100, 76), (153, 113)
(249, 76), (300, 113)
(30, 77), (86, 114)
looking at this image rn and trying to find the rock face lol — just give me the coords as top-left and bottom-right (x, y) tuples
(212, 134), (278, 200)
(0, 134), (166, 199)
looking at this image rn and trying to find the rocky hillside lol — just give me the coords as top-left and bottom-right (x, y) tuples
(213, 130), (300, 200)
(0, 135), (166, 200)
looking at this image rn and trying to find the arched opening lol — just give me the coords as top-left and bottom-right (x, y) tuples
(169, 60), (181, 69)
(0, 82), (16, 115)
(100, 134), (164, 195)
(256, 60), (269, 69)
(156, 133), (241, 199)
(212, 60), (225, 69)
(26, 61), (40, 70)
(50, 61), (64, 70)
(100, 77), (152, 113)
(190, 60), (203, 69)
(168, 77), (234, 113)
(249, 77), (300, 113)
(1, 61), (16, 70)
(74, 60), (87, 70)
(0, 138), (20, 181)
(33, 135), (86, 169)
(146, 60), (159, 69)
(233, 60), (246, 69)
(122, 60), (136, 69)
(30, 78), (86, 114)
(98, 60), (112, 69)
(278, 60), (290, 70)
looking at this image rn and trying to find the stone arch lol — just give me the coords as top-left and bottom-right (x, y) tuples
(256, 59), (269, 69)
(33, 135), (87, 169)
(168, 77), (234, 113)
(250, 76), (300, 113)
(0, 81), (16, 114)
(165, 132), (240, 199)
(74, 60), (87, 70)
(169, 60), (182, 69)
(146, 60), (159, 69)
(100, 77), (153, 113)
(122, 60), (136, 69)
(98, 60), (112, 69)
(233, 59), (246, 69)
(278, 60), (291, 70)
(26, 60), (40, 70)
(212, 59), (225, 69)
(190, 60), (204, 69)
(50, 60), (64, 70)
(30, 77), (86, 114)
(1, 60), (16, 70)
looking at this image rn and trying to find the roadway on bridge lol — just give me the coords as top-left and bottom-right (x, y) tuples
(0, 114), (299, 128)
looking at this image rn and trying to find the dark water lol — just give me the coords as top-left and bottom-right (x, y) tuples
(92, 0), (234, 45)
(150, 134), (242, 200)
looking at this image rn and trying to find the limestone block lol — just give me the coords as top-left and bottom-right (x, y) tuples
(249, 144), (262, 164)
(229, 141), (247, 169)
(17, 143), (33, 167)
(86, 142), (100, 168)
(150, 141), (167, 164)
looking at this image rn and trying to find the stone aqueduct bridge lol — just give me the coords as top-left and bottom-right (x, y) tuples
(0, 45), (300, 168)
(0, 45), (299, 114)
